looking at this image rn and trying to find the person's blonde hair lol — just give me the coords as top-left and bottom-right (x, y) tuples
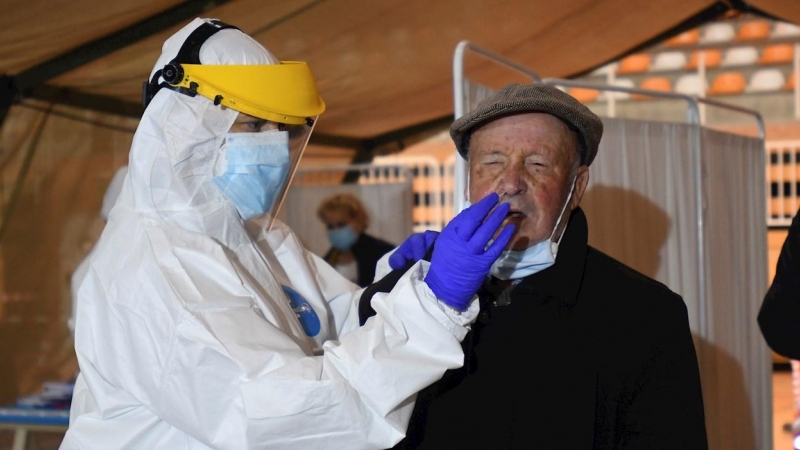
(316, 193), (369, 232)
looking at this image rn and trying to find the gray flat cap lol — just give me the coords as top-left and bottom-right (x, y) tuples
(450, 83), (603, 165)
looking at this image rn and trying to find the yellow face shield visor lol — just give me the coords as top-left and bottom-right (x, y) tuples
(163, 61), (326, 125)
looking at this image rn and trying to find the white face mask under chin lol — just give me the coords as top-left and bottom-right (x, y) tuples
(489, 178), (576, 280)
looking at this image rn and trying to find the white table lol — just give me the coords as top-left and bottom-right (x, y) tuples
(0, 407), (69, 450)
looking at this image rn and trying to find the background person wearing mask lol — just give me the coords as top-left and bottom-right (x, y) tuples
(384, 83), (708, 449)
(62, 18), (514, 450)
(317, 192), (396, 287)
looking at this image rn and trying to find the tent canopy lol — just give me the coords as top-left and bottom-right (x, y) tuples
(1, 0), (798, 150)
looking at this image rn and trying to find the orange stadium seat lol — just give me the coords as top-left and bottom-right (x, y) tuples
(759, 44), (794, 65)
(633, 77), (672, 100)
(568, 87), (600, 103)
(736, 20), (771, 41)
(665, 29), (700, 47)
(617, 53), (652, 74)
(707, 71), (746, 95)
(685, 50), (722, 70)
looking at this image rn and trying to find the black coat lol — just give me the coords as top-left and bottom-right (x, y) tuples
(759, 207), (800, 359)
(392, 208), (708, 449)
(323, 232), (395, 287)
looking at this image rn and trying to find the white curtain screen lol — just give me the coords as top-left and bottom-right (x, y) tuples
(583, 118), (769, 450)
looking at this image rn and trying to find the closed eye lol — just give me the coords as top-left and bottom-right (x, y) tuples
(525, 157), (548, 168)
(481, 157), (504, 165)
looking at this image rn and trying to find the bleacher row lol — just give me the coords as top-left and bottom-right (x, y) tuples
(666, 19), (800, 46)
(570, 68), (796, 102)
(612, 42), (796, 74)
(572, 18), (800, 103)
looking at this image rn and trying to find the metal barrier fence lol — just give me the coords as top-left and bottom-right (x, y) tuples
(371, 154), (456, 232)
(767, 140), (800, 226)
(293, 161), (444, 234)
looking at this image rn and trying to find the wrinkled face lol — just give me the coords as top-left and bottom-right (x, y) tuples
(468, 112), (589, 251)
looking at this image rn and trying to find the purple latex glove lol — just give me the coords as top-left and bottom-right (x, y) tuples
(425, 193), (515, 311)
(389, 230), (440, 270)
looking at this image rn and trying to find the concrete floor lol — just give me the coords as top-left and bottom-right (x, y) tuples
(774, 369), (795, 450)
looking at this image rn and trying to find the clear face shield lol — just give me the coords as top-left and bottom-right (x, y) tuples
(259, 117), (317, 229)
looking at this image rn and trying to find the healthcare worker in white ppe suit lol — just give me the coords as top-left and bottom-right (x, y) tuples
(61, 18), (514, 450)
(68, 165), (127, 336)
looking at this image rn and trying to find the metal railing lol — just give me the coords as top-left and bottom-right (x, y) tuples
(767, 140), (800, 226)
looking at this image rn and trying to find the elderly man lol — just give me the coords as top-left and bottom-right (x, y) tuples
(385, 83), (708, 449)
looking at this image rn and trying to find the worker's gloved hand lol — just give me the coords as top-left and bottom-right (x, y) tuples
(425, 193), (515, 311)
(389, 230), (440, 270)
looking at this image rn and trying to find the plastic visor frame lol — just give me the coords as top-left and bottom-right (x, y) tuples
(167, 61), (325, 125)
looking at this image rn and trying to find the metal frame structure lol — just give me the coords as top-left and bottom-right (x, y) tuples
(452, 39), (770, 450)
(452, 39), (766, 338)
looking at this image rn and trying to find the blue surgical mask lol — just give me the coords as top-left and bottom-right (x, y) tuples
(489, 177), (577, 280)
(327, 224), (359, 251)
(212, 131), (290, 220)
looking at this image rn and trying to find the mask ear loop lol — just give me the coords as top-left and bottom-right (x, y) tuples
(548, 176), (578, 255)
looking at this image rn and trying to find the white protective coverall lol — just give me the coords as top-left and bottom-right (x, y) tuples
(68, 165), (127, 335)
(61, 18), (477, 450)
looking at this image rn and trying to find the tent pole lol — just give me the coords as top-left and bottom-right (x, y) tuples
(343, 142), (376, 183)
(0, 76), (18, 131)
